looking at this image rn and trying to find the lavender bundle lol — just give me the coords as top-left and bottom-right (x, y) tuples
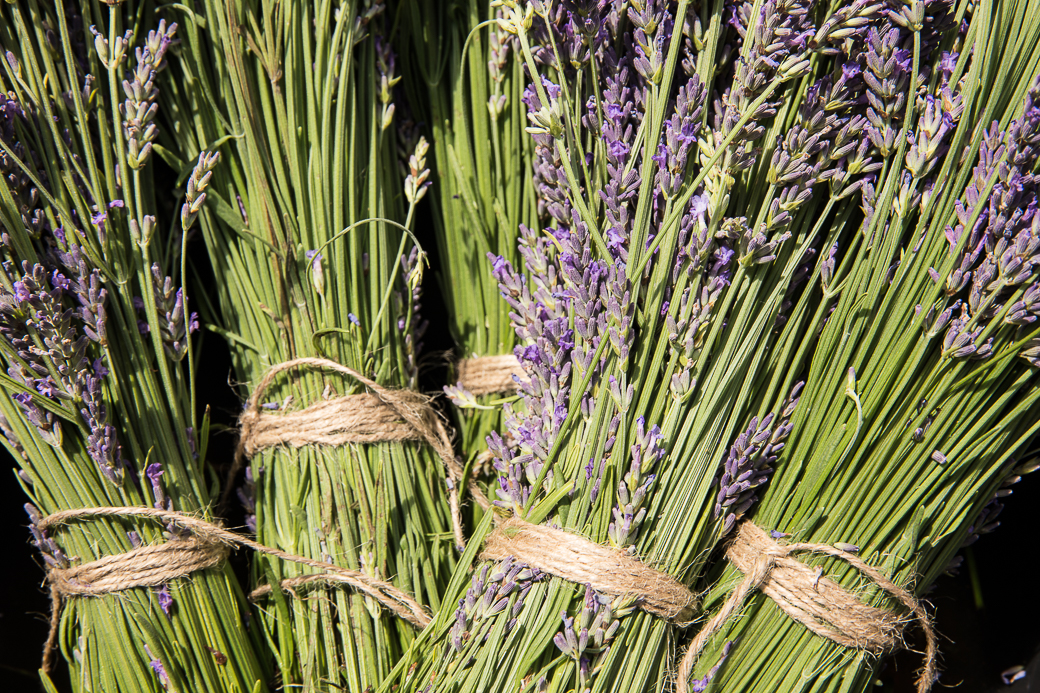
(398, 0), (539, 493)
(159, 1), (460, 689)
(683, 2), (1040, 689)
(377, 1), (902, 691)
(0, 4), (271, 691)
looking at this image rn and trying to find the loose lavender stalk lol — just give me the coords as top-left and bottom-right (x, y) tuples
(1, 6), (270, 691)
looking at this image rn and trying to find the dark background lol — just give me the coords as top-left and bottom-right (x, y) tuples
(1, 164), (1038, 691)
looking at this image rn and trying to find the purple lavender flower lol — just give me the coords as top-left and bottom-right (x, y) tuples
(25, 503), (69, 569)
(156, 585), (174, 618)
(607, 417), (664, 549)
(864, 26), (912, 158)
(142, 263), (197, 361)
(448, 558), (542, 664)
(553, 585), (622, 689)
(715, 383), (803, 534)
(144, 644), (171, 689)
(686, 640), (734, 692)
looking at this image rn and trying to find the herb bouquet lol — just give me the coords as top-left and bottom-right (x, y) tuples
(161, 1), (461, 690)
(399, 0), (539, 489)
(681, 0), (1040, 689)
(0, 4), (271, 691)
(378, 1), (902, 691)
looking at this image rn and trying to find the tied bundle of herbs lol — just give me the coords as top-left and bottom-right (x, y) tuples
(682, 0), (1040, 689)
(378, 0), (902, 691)
(161, 1), (459, 690)
(0, 3), (270, 691)
(399, 0), (539, 489)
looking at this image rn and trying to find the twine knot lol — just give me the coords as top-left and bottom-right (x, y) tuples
(676, 521), (937, 693)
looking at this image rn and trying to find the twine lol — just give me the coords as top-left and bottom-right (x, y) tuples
(38, 506), (432, 673)
(676, 521), (938, 693)
(227, 357), (493, 550)
(457, 354), (527, 396)
(479, 517), (699, 623)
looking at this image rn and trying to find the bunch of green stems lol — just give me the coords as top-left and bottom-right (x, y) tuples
(160, 1), (457, 689)
(399, 0), (538, 485)
(378, 1), (901, 691)
(691, 0), (1040, 690)
(0, 2), (270, 691)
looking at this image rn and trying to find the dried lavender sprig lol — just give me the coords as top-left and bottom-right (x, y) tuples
(119, 20), (177, 169)
(181, 151), (220, 231)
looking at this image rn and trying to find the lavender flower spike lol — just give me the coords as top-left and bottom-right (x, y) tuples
(181, 151), (220, 231)
(120, 20), (178, 169)
(404, 137), (431, 204)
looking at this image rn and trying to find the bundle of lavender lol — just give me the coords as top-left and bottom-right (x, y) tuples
(159, 1), (460, 689)
(0, 4), (271, 691)
(680, 2), (1040, 689)
(378, 1), (904, 691)
(399, 0), (539, 483)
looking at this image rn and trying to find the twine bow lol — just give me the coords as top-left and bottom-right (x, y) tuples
(676, 522), (938, 693)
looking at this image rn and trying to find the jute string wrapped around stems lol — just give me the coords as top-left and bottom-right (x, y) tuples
(226, 357), (492, 549)
(676, 521), (938, 693)
(38, 506), (433, 673)
(456, 354), (527, 395)
(480, 516), (699, 623)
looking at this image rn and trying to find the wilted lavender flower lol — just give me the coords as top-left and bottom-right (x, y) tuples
(147, 462), (171, 511)
(404, 136), (431, 205)
(120, 20), (177, 169)
(181, 151), (220, 231)
(375, 35), (401, 129)
(715, 383), (803, 534)
(88, 25), (134, 70)
(306, 250), (325, 298)
(396, 246), (428, 388)
(237, 467), (260, 534)
(685, 640), (734, 692)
